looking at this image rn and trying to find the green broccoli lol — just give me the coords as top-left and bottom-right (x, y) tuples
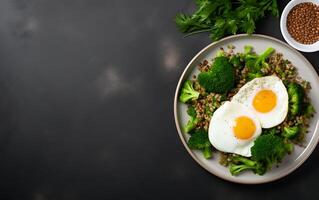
(187, 129), (213, 159)
(285, 142), (294, 153)
(216, 50), (226, 57)
(244, 45), (253, 55)
(179, 80), (199, 103)
(229, 155), (266, 176)
(245, 47), (274, 72)
(287, 82), (304, 116)
(184, 119), (199, 133)
(239, 45), (253, 60)
(198, 56), (235, 93)
(262, 127), (280, 135)
(247, 72), (263, 81)
(283, 126), (301, 139)
(251, 134), (292, 170)
(187, 105), (197, 117)
(179, 80), (200, 103)
(204, 105), (213, 117)
(229, 55), (241, 68)
(202, 146), (213, 159)
(184, 106), (199, 133)
(304, 103), (315, 117)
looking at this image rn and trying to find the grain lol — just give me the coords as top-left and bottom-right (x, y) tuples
(287, 2), (319, 44)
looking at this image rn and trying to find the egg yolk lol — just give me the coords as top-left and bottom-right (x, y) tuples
(252, 89), (277, 113)
(233, 116), (256, 140)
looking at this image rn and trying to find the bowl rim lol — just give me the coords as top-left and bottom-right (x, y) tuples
(173, 34), (319, 184)
(280, 0), (319, 52)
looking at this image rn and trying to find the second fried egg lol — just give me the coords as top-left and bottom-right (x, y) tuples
(208, 101), (262, 157)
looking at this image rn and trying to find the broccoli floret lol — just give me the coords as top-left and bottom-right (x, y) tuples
(229, 55), (241, 68)
(184, 119), (199, 133)
(179, 80), (200, 103)
(229, 155), (266, 176)
(283, 126), (301, 139)
(245, 47), (274, 72)
(304, 103), (315, 117)
(187, 129), (210, 149)
(239, 45), (254, 60)
(257, 47), (274, 66)
(244, 45), (253, 55)
(204, 105), (213, 117)
(187, 106), (197, 117)
(285, 142), (294, 153)
(247, 72), (263, 81)
(202, 146), (213, 159)
(187, 129), (213, 159)
(251, 134), (292, 170)
(198, 56), (235, 93)
(287, 83), (304, 116)
(263, 127), (280, 135)
(183, 106), (199, 133)
(216, 50), (226, 57)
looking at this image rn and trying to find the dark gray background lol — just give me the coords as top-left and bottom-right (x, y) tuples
(0, 0), (318, 199)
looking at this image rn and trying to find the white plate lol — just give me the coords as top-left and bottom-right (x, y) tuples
(174, 34), (319, 184)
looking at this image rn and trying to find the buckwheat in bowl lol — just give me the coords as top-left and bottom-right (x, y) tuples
(280, 0), (319, 52)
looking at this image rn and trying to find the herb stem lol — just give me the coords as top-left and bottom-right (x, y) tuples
(184, 29), (212, 37)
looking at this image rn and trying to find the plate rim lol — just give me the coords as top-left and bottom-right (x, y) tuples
(173, 34), (319, 184)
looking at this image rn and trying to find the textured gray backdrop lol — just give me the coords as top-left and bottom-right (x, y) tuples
(0, 0), (318, 199)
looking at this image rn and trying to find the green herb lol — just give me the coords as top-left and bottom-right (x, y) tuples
(175, 0), (279, 41)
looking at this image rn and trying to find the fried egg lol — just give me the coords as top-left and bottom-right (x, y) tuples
(232, 76), (288, 128)
(208, 101), (262, 157)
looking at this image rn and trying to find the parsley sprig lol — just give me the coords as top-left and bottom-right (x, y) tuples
(175, 0), (279, 41)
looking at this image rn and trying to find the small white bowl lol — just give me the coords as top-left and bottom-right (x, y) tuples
(280, 0), (319, 52)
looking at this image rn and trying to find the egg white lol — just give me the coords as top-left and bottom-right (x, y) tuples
(208, 101), (262, 157)
(232, 76), (288, 128)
